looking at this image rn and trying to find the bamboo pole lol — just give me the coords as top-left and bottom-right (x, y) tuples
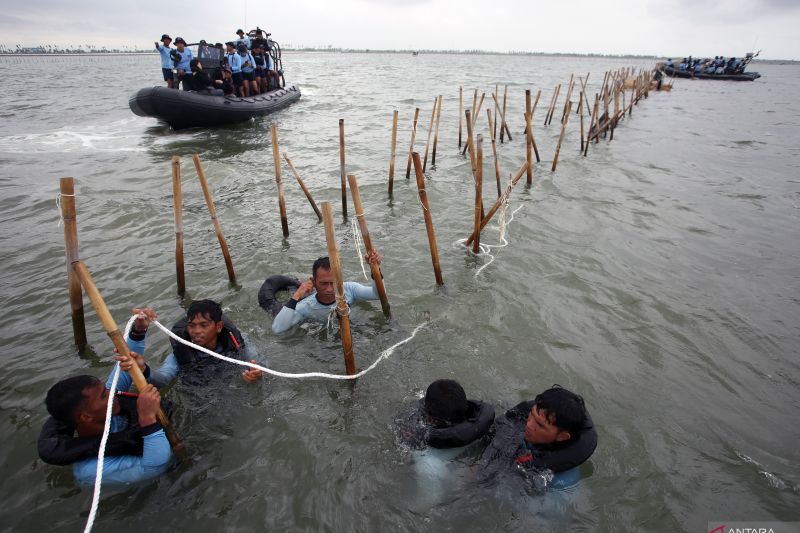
(320, 202), (356, 375)
(171, 156), (185, 294)
(339, 119), (348, 217)
(560, 74), (574, 124)
(458, 86), (463, 148)
(422, 98), (437, 172)
(431, 95), (443, 167)
(270, 123), (290, 237)
(193, 154), (238, 279)
(525, 90), (532, 184)
(501, 85), (512, 141)
(60, 177), (87, 349)
(579, 91), (585, 152)
(493, 84), (499, 141)
(491, 91), (514, 148)
(530, 89), (541, 162)
(464, 110), (477, 178)
(388, 109), (398, 195)
(579, 73), (592, 116)
(465, 160), (528, 246)
(487, 109), (501, 197)
(347, 174), (390, 317)
(283, 153), (322, 221)
(472, 135), (483, 254)
(471, 89), (478, 122)
(611, 85), (619, 141)
(72, 260), (183, 453)
(411, 152), (444, 286)
(405, 107), (420, 179)
(462, 92), (485, 156)
(584, 94), (599, 157)
(551, 101), (572, 172)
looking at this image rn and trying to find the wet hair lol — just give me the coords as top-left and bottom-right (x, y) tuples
(424, 379), (468, 425)
(534, 385), (587, 436)
(312, 257), (331, 277)
(187, 299), (223, 322)
(45, 375), (101, 423)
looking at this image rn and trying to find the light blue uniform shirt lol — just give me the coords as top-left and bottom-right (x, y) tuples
(175, 47), (193, 73)
(272, 280), (379, 334)
(241, 52), (255, 73)
(157, 43), (173, 68)
(226, 52), (242, 73)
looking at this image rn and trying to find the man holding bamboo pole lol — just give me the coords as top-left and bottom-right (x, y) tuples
(271, 251), (385, 335)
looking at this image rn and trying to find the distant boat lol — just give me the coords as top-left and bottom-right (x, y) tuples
(412, 51), (419, 56)
(663, 66), (760, 81)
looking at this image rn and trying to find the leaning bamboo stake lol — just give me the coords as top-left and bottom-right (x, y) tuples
(320, 202), (356, 375)
(411, 152), (444, 286)
(72, 260), (183, 453)
(472, 135), (483, 254)
(283, 153), (322, 221)
(579, 91), (585, 152)
(270, 123), (289, 237)
(551, 101), (572, 172)
(560, 74), (574, 124)
(339, 119), (348, 217)
(431, 95), (443, 167)
(462, 92), (485, 155)
(458, 86), (463, 148)
(171, 156), (185, 294)
(60, 177), (87, 348)
(347, 174), (390, 317)
(422, 98), (437, 172)
(584, 94), (599, 157)
(487, 109), (502, 197)
(388, 109), (398, 195)
(493, 84), (499, 141)
(525, 90), (532, 184)
(491, 91), (514, 146)
(465, 160), (528, 247)
(193, 154), (238, 279)
(405, 107), (420, 179)
(529, 90), (541, 162)
(501, 86), (512, 141)
(464, 110), (477, 178)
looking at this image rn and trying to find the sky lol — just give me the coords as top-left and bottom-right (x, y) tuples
(0, 0), (798, 59)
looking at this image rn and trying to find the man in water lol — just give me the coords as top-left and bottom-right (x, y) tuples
(154, 34), (174, 88)
(39, 374), (171, 485)
(271, 250), (383, 335)
(478, 385), (597, 492)
(116, 300), (263, 387)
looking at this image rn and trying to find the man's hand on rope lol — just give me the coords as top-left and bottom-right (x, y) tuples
(131, 307), (158, 334)
(116, 352), (146, 374)
(242, 360), (263, 383)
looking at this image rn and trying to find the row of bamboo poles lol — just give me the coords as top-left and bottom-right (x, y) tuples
(61, 65), (662, 380)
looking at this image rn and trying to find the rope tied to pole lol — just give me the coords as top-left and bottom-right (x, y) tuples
(350, 215), (369, 281)
(55, 193), (75, 227)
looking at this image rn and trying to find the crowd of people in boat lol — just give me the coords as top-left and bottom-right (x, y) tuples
(154, 28), (281, 97)
(37, 252), (598, 493)
(666, 56), (749, 75)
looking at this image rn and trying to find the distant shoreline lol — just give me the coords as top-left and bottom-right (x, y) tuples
(0, 50), (795, 63)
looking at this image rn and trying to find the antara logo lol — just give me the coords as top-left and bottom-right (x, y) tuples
(709, 527), (776, 533)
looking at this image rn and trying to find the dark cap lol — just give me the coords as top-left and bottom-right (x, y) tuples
(236, 29), (244, 35)
(174, 37), (186, 45)
(424, 379), (468, 424)
(225, 41), (235, 47)
(160, 34), (171, 42)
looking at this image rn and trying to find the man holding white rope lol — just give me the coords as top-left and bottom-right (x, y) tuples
(117, 300), (263, 386)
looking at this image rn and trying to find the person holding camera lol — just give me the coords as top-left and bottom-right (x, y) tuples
(155, 34), (175, 89)
(173, 37), (193, 91)
(238, 43), (257, 97)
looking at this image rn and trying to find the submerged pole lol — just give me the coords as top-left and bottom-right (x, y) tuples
(465, 161), (528, 247)
(193, 154), (238, 279)
(423, 97), (437, 172)
(411, 152), (444, 286)
(431, 95), (443, 167)
(472, 134), (483, 254)
(59, 177), (87, 349)
(551, 101), (572, 171)
(320, 202), (356, 375)
(388, 109), (398, 195)
(458, 86), (463, 149)
(171, 156), (185, 294)
(339, 119), (348, 217)
(405, 107), (420, 179)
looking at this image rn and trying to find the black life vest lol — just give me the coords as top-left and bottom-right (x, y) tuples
(396, 399), (495, 450)
(170, 315), (245, 366)
(37, 396), (143, 466)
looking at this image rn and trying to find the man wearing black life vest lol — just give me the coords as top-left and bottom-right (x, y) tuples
(115, 300), (263, 387)
(478, 385), (597, 492)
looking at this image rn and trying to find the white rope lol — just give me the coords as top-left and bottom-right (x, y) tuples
(55, 193), (74, 228)
(350, 215), (369, 281)
(148, 318), (427, 380)
(83, 315), (136, 533)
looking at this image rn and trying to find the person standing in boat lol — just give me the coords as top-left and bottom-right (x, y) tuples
(235, 29), (251, 50)
(173, 37), (193, 91)
(154, 34), (174, 89)
(252, 45), (268, 94)
(224, 42), (244, 97)
(238, 43), (257, 97)
(270, 251), (383, 335)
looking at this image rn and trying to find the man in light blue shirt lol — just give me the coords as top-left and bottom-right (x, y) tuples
(173, 37), (193, 91)
(225, 41), (244, 96)
(154, 34), (174, 88)
(235, 29), (251, 50)
(271, 251), (383, 335)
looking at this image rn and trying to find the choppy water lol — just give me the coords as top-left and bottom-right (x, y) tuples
(0, 53), (798, 532)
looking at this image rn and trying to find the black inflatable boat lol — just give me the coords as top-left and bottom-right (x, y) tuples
(663, 66), (760, 81)
(129, 85), (301, 129)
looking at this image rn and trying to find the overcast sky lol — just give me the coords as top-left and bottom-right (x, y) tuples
(1, 0), (797, 59)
